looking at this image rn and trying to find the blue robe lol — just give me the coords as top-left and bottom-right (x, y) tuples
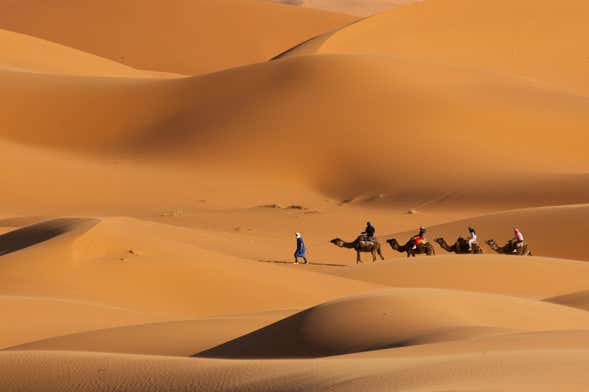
(295, 237), (306, 257)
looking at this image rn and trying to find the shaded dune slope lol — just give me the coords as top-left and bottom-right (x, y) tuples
(197, 289), (589, 358)
(0, 218), (98, 256)
(281, 0), (589, 95)
(545, 290), (589, 311)
(0, 0), (356, 74)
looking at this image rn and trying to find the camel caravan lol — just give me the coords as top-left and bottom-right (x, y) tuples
(330, 223), (531, 264)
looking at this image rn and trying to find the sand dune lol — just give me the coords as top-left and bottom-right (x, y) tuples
(339, 329), (589, 360)
(0, 29), (174, 77)
(198, 289), (589, 358)
(3, 348), (589, 391)
(1, 0), (588, 390)
(545, 291), (589, 311)
(382, 204), (589, 260)
(0, 218), (97, 256)
(280, 0), (589, 96)
(0, 217), (378, 317)
(0, 296), (152, 349)
(329, 255), (589, 297)
(267, 0), (420, 16)
(8, 310), (296, 356)
(0, 0), (355, 75)
(2, 54), (588, 209)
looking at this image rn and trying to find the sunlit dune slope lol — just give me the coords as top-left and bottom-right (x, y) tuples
(0, 217), (377, 317)
(280, 0), (589, 95)
(0, 0), (355, 74)
(330, 255), (589, 297)
(197, 289), (589, 358)
(268, 0), (420, 16)
(8, 310), (296, 356)
(2, 55), (588, 207)
(0, 296), (153, 349)
(0, 29), (175, 77)
(341, 329), (589, 359)
(3, 349), (589, 391)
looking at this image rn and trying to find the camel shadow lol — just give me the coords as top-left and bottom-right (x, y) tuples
(257, 259), (347, 268)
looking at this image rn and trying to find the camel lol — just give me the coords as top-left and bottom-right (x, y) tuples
(330, 236), (385, 264)
(486, 239), (532, 256)
(434, 237), (483, 254)
(387, 237), (435, 257)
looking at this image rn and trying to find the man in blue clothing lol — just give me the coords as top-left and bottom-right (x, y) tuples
(294, 232), (308, 264)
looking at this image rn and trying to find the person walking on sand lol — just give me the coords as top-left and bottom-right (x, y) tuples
(294, 232), (308, 264)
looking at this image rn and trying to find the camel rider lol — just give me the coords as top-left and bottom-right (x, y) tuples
(467, 226), (478, 251)
(413, 226), (427, 249)
(513, 228), (524, 252)
(362, 221), (376, 241)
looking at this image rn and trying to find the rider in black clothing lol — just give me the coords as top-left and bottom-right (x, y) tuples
(362, 221), (376, 241)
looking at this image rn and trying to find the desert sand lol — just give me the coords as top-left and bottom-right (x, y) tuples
(0, 0), (588, 390)
(267, 0), (422, 16)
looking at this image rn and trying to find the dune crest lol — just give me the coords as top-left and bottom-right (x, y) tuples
(197, 289), (589, 358)
(280, 0), (589, 95)
(0, 29), (175, 77)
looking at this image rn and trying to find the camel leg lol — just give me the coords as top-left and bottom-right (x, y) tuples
(377, 247), (384, 260)
(371, 250), (377, 262)
(356, 250), (361, 264)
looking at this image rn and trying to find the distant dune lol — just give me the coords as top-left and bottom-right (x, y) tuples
(0, 0), (355, 74)
(0, 29), (174, 77)
(280, 0), (589, 95)
(267, 0), (421, 16)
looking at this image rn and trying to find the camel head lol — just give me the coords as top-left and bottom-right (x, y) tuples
(330, 238), (345, 247)
(434, 237), (443, 244)
(386, 238), (400, 248)
(486, 239), (496, 246)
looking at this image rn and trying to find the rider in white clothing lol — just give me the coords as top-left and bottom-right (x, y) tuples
(467, 226), (477, 251)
